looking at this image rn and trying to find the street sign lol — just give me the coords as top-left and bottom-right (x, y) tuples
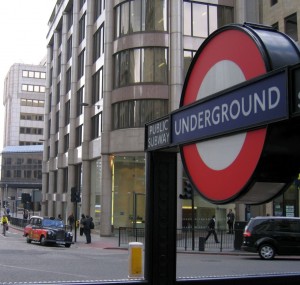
(172, 69), (288, 145)
(145, 116), (170, 151)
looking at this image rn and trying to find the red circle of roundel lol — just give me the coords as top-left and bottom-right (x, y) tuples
(181, 28), (267, 203)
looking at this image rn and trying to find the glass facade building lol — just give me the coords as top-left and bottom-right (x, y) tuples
(43, 0), (299, 236)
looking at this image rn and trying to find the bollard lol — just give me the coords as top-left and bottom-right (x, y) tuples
(199, 237), (205, 251)
(128, 242), (143, 279)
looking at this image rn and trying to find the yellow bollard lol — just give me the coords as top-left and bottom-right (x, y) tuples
(128, 242), (143, 279)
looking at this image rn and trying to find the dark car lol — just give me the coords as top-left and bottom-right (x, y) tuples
(24, 216), (73, 247)
(241, 216), (300, 260)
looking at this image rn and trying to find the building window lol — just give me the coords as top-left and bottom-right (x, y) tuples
(55, 140), (59, 156)
(78, 50), (85, 79)
(55, 111), (59, 133)
(78, 13), (86, 44)
(48, 119), (51, 139)
(56, 82), (60, 104)
(285, 13), (298, 42)
(65, 100), (70, 126)
(67, 11), (73, 31)
(112, 99), (168, 129)
(114, 0), (167, 38)
(272, 22), (279, 30)
(57, 54), (61, 75)
(76, 87), (84, 117)
(64, 134), (69, 153)
(66, 67), (71, 92)
(79, 0), (86, 9)
(184, 50), (197, 76)
(14, 170), (22, 178)
(270, 0), (278, 6)
(114, 47), (168, 88)
(94, 0), (105, 21)
(184, 1), (234, 37)
(75, 125), (83, 147)
(67, 36), (72, 61)
(63, 167), (68, 193)
(91, 112), (102, 139)
(93, 24), (104, 62)
(92, 68), (103, 103)
(56, 29), (62, 47)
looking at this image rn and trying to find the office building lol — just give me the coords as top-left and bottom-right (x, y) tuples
(43, 0), (300, 236)
(0, 63), (46, 212)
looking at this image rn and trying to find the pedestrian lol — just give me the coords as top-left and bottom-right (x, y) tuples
(80, 214), (85, 236)
(227, 209), (235, 234)
(1, 214), (9, 235)
(83, 215), (92, 244)
(67, 213), (75, 231)
(58, 214), (62, 220)
(205, 215), (219, 243)
(23, 209), (28, 220)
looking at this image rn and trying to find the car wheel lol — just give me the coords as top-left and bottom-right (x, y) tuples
(259, 244), (275, 260)
(40, 236), (47, 246)
(65, 244), (71, 248)
(26, 236), (32, 243)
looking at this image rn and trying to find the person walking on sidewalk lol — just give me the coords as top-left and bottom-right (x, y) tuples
(205, 215), (219, 243)
(80, 214), (85, 236)
(83, 215), (92, 244)
(67, 213), (75, 231)
(1, 214), (9, 236)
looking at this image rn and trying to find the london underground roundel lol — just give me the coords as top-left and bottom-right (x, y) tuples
(180, 24), (299, 204)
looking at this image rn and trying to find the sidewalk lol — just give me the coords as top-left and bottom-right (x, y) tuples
(10, 224), (252, 255)
(73, 231), (122, 250)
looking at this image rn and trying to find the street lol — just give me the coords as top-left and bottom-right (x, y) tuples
(1, 227), (300, 283)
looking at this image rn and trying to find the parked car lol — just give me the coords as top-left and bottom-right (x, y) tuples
(241, 216), (300, 260)
(24, 216), (73, 248)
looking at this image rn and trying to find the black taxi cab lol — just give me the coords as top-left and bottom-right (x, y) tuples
(24, 216), (73, 247)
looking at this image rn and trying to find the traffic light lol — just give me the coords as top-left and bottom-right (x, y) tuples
(179, 180), (193, 200)
(71, 187), (81, 203)
(21, 193), (31, 204)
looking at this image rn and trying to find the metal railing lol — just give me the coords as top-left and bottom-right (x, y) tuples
(118, 227), (239, 252)
(9, 217), (29, 228)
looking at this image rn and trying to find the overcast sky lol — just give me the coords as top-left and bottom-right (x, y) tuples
(0, 0), (57, 149)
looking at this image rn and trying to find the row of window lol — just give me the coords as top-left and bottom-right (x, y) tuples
(21, 99), (45, 107)
(20, 127), (43, 135)
(112, 99), (168, 130)
(114, 47), (168, 88)
(19, 141), (43, 146)
(20, 113), (44, 121)
(115, 0), (167, 38)
(3, 158), (42, 165)
(21, 84), (45, 93)
(22, 70), (46, 79)
(3, 170), (42, 180)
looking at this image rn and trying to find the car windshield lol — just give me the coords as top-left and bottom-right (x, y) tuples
(42, 219), (64, 228)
